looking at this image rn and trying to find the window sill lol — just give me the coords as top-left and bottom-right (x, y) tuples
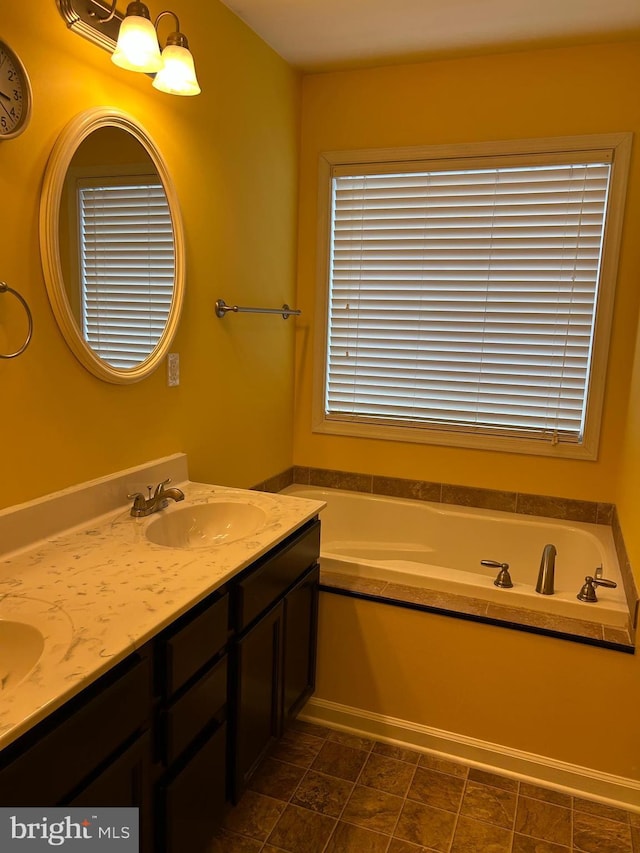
(313, 418), (598, 460)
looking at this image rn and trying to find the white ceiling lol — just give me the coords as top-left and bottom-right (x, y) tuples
(218, 0), (640, 72)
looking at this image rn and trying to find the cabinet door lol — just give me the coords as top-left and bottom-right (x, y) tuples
(161, 723), (227, 853)
(67, 732), (153, 853)
(283, 564), (319, 722)
(232, 601), (284, 801)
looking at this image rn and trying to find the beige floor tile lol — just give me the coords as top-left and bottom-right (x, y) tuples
(468, 767), (519, 792)
(460, 779), (517, 828)
(407, 766), (465, 813)
(450, 816), (512, 853)
(515, 797), (572, 848)
(324, 820), (390, 852)
(247, 757), (306, 801)
(418, 753), (469, 778)
(222, 791), (287, 842)
(574, 796), (633, 824)
(291, 770), (354, 817)
(341, 784), (404, 834)
(269, 730), (325, 769)
(327, 729), (375, 751)
(209, 827), (264, 852)
(512, 833), (570, 852)
(518, 783), (572, 809)
(388, 839), (427, 853)
(311, 740), (369, 782)
(573, 810), (633, 853)
(373, 741), (421, 765)
(359, 752), (417, 797)
(288, 719), (332, 740)
(394, 799), (456, 851)
(266, 803), (336, 853)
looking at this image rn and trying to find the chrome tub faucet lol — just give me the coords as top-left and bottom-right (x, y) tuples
(128, 478), (185, 518)
(536, 543), (557, 595)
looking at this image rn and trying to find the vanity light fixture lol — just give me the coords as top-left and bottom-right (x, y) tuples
(55, 0), (201, 95)
(111, 2), (163, 73)
(152, 12), (201, 96)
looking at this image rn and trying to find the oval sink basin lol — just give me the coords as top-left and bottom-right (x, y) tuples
(145, 502), (268, 548)
(0, 621), (45, 691)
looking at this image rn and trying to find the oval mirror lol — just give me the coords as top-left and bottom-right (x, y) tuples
(40, 107), (185, 383)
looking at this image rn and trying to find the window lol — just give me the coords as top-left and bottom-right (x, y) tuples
(76, 176), (175, 368)
(314, 135), (631, 458)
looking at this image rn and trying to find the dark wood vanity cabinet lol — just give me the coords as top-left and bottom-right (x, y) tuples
(0, 650), (154, 847)
(231, 519), (321, 801)
(0, 516), (320, 853)
(155, 587), (230, 853)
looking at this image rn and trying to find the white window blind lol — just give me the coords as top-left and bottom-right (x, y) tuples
(326, 158), (612, 445)
(78, 180), (174, 368)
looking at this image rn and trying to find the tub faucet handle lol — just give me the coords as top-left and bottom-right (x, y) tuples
(481, 559), (513, 589)
(577, 575), (617, 602)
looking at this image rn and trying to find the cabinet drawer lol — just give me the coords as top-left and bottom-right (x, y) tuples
(162, 722), (227, 853)
(0, 654), (150, 806)
(161, 655), (227, 765)
(235, 520), (320, 632)
(161, 592), (229, 695)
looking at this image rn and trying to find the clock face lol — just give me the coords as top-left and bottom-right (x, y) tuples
(0, 42), (31, 139)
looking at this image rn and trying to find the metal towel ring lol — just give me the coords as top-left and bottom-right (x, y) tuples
(0, 281), (33, 359)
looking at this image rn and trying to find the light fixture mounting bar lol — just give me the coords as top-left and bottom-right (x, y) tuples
(56, 0), (123, 52)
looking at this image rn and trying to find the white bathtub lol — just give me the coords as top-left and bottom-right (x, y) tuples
(282, 485), (629, 628)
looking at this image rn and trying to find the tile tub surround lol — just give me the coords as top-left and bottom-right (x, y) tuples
(212, 720), (640, 852)
(0, 455), (325, 751)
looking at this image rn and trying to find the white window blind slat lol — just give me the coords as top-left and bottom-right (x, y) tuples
(325, 160), (611, 443)
(79, 181), (174, 369)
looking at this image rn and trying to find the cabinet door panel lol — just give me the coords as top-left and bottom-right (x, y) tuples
(0, 654), (150, 806)
(283, 564), (319, 722)
(67, 732), (153, 853)
(162, 723), (227, 853)
(232, 601), (283, 800)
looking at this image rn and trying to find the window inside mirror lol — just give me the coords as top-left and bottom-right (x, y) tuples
(60, 127), (174, 369)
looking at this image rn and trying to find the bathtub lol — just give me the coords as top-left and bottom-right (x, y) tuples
(282, 485), (629, 628)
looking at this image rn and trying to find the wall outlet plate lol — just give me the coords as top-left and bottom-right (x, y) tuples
(167, 353), (180, 386)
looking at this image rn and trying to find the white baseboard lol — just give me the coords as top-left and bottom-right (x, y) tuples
(300, 697), (640, 814)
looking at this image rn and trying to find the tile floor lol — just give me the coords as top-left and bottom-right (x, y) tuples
(211, 720), (640, 853)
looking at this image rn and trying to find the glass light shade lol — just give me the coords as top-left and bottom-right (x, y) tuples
(152, 45), (201, 96)
(112, 15), (163, 72)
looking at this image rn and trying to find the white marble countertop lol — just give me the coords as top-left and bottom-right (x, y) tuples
(0, 476), (324, 752)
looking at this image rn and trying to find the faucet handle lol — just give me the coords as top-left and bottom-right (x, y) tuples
(127, 491), (147, 516)
(481, 559), (513, 589)
(594, 577), (617, 589)
(154, 477), (172, 497)
(577, 575), (617, 602)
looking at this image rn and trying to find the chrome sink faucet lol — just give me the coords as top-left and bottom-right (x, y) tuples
(128, 478), (185, 518)
(536, 543), (557, 595)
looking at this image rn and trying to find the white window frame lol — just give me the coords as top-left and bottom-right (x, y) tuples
(312, 134), (631, 459)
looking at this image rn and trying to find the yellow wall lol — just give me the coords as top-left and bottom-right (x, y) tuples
(297, 41), (640, 786)
(0, 0), (299, 509)
(294, 41), (640, 502)
(316, 594), (640, 782)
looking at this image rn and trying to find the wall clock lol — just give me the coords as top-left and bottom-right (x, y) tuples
(0, 40), (32, 140)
